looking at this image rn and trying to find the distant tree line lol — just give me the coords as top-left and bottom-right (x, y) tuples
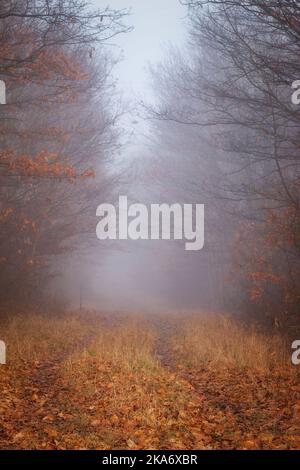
(149, 0), (300, 329)
(0, 0), (130, 310)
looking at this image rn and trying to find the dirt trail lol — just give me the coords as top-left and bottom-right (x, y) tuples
(1, 333), (94, 449)
(152, 317), (177, 369)
(151, 317), (300, 450)
(2, 314), (298, 450)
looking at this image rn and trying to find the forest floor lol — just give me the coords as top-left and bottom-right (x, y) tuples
(0, 311), (299, 450)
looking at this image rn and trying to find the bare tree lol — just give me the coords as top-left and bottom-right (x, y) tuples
(0, 0), (130, 309)
(147, 0), (300, 326)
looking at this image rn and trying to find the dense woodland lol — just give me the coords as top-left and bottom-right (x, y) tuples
(0, 0), (130, 308)
(148, 0), (300, 330)
(1, 0), (300, 453)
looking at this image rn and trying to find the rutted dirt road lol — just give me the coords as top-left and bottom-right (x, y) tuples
(1, 312), (299, 449)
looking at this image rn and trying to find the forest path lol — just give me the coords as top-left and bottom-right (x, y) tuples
(1, 313), (298, 450)
(152, 316), (178, 370)
(1, 330), (96, 449)
(150, 316), (300, 450)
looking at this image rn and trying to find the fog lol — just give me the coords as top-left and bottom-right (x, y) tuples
(62, 0), (212, 312)
(2, 0), (299, 327)
(1, 1), (299, 453)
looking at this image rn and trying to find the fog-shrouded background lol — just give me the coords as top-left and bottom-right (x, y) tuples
(63, 0), (218, 313)
(2, 0), (300, 328)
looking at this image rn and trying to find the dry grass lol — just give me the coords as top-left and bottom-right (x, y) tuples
(61, 316), (198, 449)
(171, 313), (290, 370)
(0, 312), (94, 365)
(0, 311), (298, 450)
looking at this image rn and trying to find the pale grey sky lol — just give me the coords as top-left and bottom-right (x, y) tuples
(94, 0), (186, 98)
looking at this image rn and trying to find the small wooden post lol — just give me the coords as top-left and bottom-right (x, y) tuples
(80, 284), (83, 312)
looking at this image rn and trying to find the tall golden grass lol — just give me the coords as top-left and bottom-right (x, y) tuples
(171, 313), (290, 370)
(64, 316), (160, 378)
(0, 312), (96, 365)
(60, 316), (198, 449)
(0, 310), (291, 371)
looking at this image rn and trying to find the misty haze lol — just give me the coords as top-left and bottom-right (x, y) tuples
(0, 0), (300, 456)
